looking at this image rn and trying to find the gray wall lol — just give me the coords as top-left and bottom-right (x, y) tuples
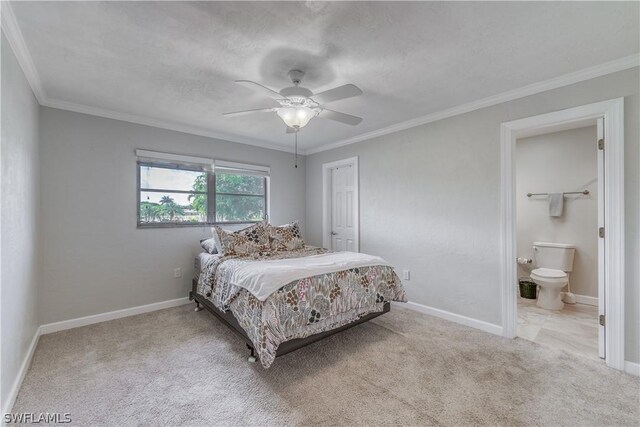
(38, 108), (306, 324)
(1, 33), (40, 411)
(305, 68), (639, 363)
(516, 127), (598, 298)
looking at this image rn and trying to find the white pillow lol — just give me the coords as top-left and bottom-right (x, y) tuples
(200, 237), (218, 254)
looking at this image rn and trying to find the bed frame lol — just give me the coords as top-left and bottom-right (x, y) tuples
(189, 278), (390, 363)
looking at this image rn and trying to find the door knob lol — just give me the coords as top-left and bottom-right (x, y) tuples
(330, 232), (338, 235)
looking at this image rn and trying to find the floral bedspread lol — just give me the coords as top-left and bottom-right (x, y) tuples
(196, 246), (407, 368)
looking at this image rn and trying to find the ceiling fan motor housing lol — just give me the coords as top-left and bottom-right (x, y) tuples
(279, 86), (313, 100)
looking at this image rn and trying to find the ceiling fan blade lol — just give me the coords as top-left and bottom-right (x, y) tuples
(286, 126), (297, 134)
(222, 107), (276, 117)
(235, 80), (285, 100)
(318, 108), (363, 126)
(312, 84), (362, 104)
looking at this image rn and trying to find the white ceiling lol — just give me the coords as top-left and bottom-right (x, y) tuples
(8, 1), (639, 153)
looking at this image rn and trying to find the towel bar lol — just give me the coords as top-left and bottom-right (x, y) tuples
(526, 190), (589, 197)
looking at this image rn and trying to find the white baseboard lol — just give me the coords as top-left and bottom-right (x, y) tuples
(40, 297), (191, 335)
(574, 294), (598, 307)
(2, 327), (40, 418)
(393, 301), (503, 336)
(624, 361), (640, 377)
(561, 292), (598, 306)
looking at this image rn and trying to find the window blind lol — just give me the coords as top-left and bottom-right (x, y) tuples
(135, 149), (214, 170)
(214, 160), (270, 177)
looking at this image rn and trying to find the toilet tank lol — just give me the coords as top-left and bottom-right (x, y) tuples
(533, 242), (576, 272)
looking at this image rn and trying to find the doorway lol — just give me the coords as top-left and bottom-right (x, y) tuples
(322, 157), (359, 252)
(514, 124), (601, 359)
(500, 99), (625, 371)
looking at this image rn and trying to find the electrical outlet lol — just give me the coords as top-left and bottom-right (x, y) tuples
(173, 268), (182, 278)
(403, 270), (410, 281)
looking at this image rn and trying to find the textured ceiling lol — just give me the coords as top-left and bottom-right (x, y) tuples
(10, 1), (639, 152)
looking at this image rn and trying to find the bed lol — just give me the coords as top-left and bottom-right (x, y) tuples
(189, 224), (407, 368)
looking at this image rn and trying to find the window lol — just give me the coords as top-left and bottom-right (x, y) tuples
(215, 172), (266, 223)
(137, 158), (268, 227)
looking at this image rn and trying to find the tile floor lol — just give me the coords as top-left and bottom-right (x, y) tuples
(517, 297), (600, 360)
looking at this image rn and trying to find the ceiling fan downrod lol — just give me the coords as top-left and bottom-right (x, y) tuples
(288, 69), (305, 86)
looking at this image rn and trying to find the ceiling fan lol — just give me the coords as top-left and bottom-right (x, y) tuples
(223, 69), (363, 132)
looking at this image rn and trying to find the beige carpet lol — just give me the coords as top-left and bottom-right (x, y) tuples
(12, 304), (639, 426)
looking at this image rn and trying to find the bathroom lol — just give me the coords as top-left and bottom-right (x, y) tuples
(515, 125), (600, 359)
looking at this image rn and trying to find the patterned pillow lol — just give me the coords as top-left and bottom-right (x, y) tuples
(212, 224), (270, 256)
(268, 221), (305, 251)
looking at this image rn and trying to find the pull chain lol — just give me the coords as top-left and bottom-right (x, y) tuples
(294, 129), (298, 168)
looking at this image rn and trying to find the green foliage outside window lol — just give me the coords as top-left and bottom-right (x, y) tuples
(138, 164), (266, 226)
(188, 174), (207, 218)
(139, 196), (186, 223)
(215, 173), (265, 222)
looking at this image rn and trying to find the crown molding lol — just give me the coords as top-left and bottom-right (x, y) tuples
(41, 98), (299, 154)
(305, 53), (640, 155)
(3, 1), (637, 157)
(1, 1), (299, 154)
(41, 52), (639, 157)
(1, 1), (46, 104)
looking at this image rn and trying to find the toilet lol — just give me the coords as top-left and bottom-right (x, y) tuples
(530, 242), (575, 310)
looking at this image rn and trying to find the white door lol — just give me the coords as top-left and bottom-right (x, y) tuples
(597, 117), (605, 360)
(330, 165), (356, 251)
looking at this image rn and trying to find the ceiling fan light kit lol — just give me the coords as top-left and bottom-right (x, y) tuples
(276, 104), (319, 129)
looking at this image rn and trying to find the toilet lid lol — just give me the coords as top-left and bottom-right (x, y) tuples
(531, 268), (566, 279)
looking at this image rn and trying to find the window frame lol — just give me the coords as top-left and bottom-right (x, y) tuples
(136, 160), (269, 228)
